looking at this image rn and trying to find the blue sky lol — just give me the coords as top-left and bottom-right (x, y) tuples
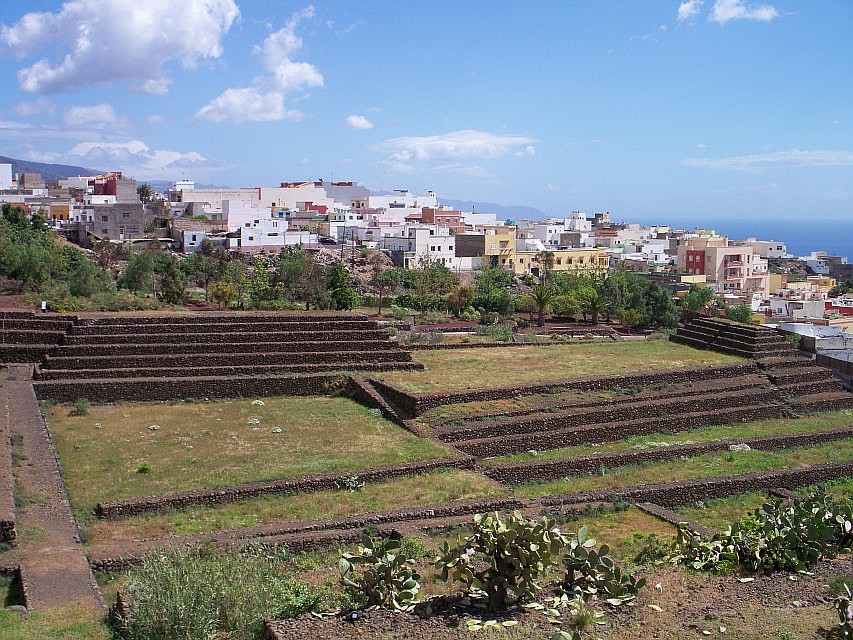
(1, 0), (852, 223)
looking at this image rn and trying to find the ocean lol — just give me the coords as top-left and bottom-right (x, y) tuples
(635, 217), (852, 260)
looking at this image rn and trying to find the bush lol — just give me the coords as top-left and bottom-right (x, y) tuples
(785, 333), (802, 350)
(479, 311), (500, 325)
(69, 398), (90, 417)
(116, 543), (322, 639)
(668, 489), (853, 574)
(390, 305), (411, 321)
(435, 511), (568, 611)
(561, 526), (645, 606)
(475, 325), (513, 342)
(338, 534), (421, 610)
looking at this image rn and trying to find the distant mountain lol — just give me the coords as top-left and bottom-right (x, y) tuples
(439, 198), (547, 222)
(0, 155), (104, 181)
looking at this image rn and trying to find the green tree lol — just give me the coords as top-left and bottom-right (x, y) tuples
(248, 258), (273, 307)
(618, 307), (642, 335)
(120, 249), (156, 295)
(1, 203), (28, 226)
(210, 280), (238, 309)
(136, 183), (154, 204)
(329, 261), (359, 310)
(530, 282), (554, 327)
(681, 283), (716, 316)
(538, 250), (555, 286)
(551, 293), (579, 319)
(446, 285), (474, 317)
(159, 255), (187, 304)
(725, 302), (754, 324)
(369, 254), (400, 316)
(414, 257), (457, 314)
(473, 265), (513, 315)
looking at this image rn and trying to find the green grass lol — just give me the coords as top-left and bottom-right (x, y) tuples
(675, 492), (771, 531)
(514, 448), (809, 499)
(45, 396), (451, 515)
(0, 605), (110, 640)
(485, 410), (853, 465)
(83, 469), (506, 545)
(514, 439), (853, 499)
(378, 341), (742, 393)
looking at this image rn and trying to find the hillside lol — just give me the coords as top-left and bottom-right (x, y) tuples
(0, 155), (103, 181)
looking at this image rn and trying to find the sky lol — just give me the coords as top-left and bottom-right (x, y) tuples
(1, 0), (852, 224)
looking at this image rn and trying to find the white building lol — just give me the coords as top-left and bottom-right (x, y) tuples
(380, 224), (457, 269)
(0, 164), (11, 190)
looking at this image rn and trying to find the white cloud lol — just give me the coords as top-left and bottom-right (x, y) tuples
(677, 0), (704, 22)
(0, 0), (239, 94)
(10, 98), (55, 118)
(196, 87), (304, 123)
(67, 140), (221, 177)
(709, 0), (779, 24)
(62, 103), (128, 129)
(680, 149), (853, 171)
(515, 145), (536, 157)
(197, 6), (322, 123)
(371, 130), (537, 170)
(345, 115), (374, 130)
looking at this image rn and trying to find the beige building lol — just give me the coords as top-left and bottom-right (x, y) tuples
(677, 236), (770, 298)
(482, 226), (608, 277)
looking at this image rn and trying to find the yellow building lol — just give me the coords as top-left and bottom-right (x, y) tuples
(481, 226), (608, 276)
(49, 203), (71, 221)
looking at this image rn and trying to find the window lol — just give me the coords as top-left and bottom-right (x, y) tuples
(191, 234), (197, 242)
(102, 215), (109, 222)
(122, 212), (130, 219)
(490, 243), (496, 249)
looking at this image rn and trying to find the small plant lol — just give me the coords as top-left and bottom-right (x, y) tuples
(335, 475), (365, 492)
(785, 333), (802, 350)
(338, 534), (421, 610)
(435, 511), (568, 611)
(69, 398), (90, 417)
(136, 463), (153, 474)
(568, 595), (604, 631)
(832, 585), (853, 639)
(561, 526), (645, 605)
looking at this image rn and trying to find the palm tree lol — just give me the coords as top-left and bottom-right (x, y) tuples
(530, 282), (554, 327)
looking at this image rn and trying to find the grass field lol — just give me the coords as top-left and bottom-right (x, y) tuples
(513, 439), (853, 499)
(45, 396), (451, 516)
(377, 340), (743, 393)
(82, 469), (506, 545)
(485, 410), (853, 465)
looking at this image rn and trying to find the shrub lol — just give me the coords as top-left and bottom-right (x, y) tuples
(668, 489), (853, 574)
(561, 526), (645, 606)
(116, 543), (321, 639)
(475, 324), (513, 342)
(435, 511), (568, 611)
(69, 398), (90, 417)
(136, 463), (153, 475)
(338, 534), (421, 610)
(390, 305), (411, 321)
(785, 333), (802, 350)
(479, 311), (500, 325)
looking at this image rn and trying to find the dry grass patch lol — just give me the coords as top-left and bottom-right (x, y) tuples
(45, 396), (450, 516)
(82, 469), (506, 545)
(378, 341), (742, 393)
(485, 410), (853, 465)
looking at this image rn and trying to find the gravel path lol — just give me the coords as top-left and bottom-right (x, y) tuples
(1, 366), (102, 612)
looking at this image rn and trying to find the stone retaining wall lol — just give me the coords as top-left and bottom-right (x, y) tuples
(372, 362), (759, 417)
(457, 403), (779, 457)
(36, 361), (422, 381)
(33, 373), (348, 404)
(439, 387), (777, 443)
(69, 320), (379, 335)
(535, 460), (853, 510)
(53, 339), (396, 358)
(79, 312), (366, 326)
(0, 345), (54, 364)
(43, 349), (413, 372)
(429, 375), (767, 430)
(96, 456), (476, 519)
(62, 329), (389, 345)
(484, 427), (853, 484)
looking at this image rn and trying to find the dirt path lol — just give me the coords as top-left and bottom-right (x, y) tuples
(1, 366), (102, 612)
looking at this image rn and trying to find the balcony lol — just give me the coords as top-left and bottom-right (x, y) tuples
(723, 260), (744, 267)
